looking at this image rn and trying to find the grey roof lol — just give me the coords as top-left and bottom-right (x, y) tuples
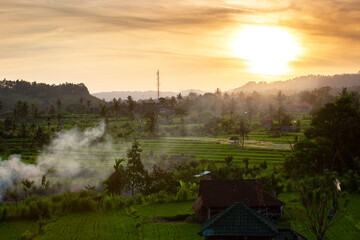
(199, 202), (279, 237)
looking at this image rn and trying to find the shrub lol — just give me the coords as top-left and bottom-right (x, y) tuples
(125, 197), (135, 207)
(103, 196), (113, 211)
(51, 194), (63, 203)
(175, 188), (190, 201)
(79, 197), (97, 212)
(113, 195), (125, 210)
(28, 201), (40, 219)
(284, 179), (294, 192)
(0, 206), (7, 221)
(18, 230), (37, 240)
(135, 193), (144, 205)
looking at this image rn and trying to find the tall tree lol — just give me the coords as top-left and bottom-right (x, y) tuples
(146, 111), (158, 137)
(57, 99), (62, 112)
(125, 140), (146, 196)
(112, 98), (120, 128)
(127, 96), (135, 128)
(176, 93), (183, 103)
(103, 158), (126, 195)
(236, 118), (250, 150)
(30, 103), (39, 119)
(298, 173), (348, 240)
(306, 92), (360, 172)
(275, 90), (286, 107)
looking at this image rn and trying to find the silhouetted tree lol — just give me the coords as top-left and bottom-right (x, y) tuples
(125, 140), (146, 196)
(103, 158), (126, 195)
(146, 111), (158, 137)
(57, 99), (62, 112)
(298, 172), (348, 240)
(236, 118), (250, 149)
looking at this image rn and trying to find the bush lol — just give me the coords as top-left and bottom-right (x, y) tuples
(284, 179), (294, 193)
(341, 170), (360, 193)
(175, 188), (190, 201)
(103, 196), (113, 211)
(124, 197), (135, 207)
(0, 206), (7, 221)
(112, 195), (125, 210)
(18, 230), (37, 240)
(28, 201), (40, 219)
(135, 193), (144, 205)
(79, 197), (97, 212)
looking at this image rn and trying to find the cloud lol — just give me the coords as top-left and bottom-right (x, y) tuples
(0, 0), (359, 92)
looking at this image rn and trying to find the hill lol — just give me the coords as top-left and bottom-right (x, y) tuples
(0, 79), (103, 114)
(92, 89), (206, 101)
(232, 72), (360, 94)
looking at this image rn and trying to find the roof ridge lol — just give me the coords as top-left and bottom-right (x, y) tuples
(199, 203), (278, 235)
(199, 202), (237, 232)
(261, 189), (285, 205)
(241, 203), (278, 234)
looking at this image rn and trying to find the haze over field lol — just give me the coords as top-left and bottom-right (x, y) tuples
(1, 0), (360, 93)
(0, 122), (126, 202)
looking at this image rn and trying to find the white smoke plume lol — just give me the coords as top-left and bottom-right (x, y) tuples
(0, 155), (44, 201)
(0, 121), (128, 202)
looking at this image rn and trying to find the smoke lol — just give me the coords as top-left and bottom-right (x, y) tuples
(0, 155), (43, 201)
(0, 121), (128, 202)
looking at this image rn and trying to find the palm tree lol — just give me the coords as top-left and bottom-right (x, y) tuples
(127, 96), (135, 128)
(112, 98), (120, 128)
(176, 93), (183, 103)
(57, 98), (62, 112)
(237, 118), (250, 150)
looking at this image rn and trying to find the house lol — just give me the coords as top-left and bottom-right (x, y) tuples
(193, 180), (284, 221)
(229, 136), (240, 144)
(199, 202), (307, 240)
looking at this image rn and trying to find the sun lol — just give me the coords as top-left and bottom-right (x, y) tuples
(232, 26), (301, 75)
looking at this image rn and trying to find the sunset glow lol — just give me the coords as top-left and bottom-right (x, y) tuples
(232, 26), (301, 75)
(0, 0), (359, 92)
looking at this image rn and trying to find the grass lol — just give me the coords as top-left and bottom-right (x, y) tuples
(0, 201), (199, 240)
(2, 194), (359, 240)
(134, 201), (194, 219)
(0, 220), (37, 240)
(143, 223), (202, 240)
(35, 211), (139, 240)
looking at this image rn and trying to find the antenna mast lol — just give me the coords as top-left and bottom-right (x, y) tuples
(157, 70), (160, 100)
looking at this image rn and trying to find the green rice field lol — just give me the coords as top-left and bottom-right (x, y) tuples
(35, 211), (139, 240)
(2, 195), (360, 240)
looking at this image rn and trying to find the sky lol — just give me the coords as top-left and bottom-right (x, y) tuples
(1, 0), (360, 93)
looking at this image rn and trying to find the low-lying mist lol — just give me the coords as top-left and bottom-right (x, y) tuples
(0, 121), (129, 202)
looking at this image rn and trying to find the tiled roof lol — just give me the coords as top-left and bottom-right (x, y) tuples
(199, 202), (279, 237)
(198, 180), (284, 208)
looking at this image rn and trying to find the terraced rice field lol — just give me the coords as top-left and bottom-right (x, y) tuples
(139, 138), (289, 165)
(2, 136), (290, 172)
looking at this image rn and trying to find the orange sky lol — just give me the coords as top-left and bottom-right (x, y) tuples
(1, 0), (359, 93)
